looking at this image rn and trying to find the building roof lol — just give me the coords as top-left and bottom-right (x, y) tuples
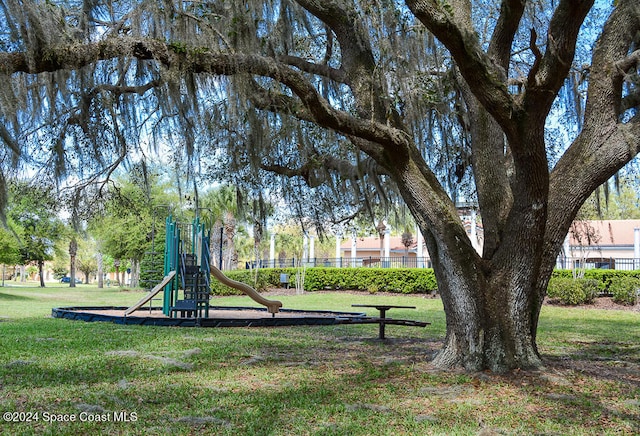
(568, 220), (640, 247)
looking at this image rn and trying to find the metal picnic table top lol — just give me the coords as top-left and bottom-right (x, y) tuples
(351, 304), (424, 339)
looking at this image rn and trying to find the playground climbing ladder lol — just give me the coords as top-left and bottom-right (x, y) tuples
(163, 216), (212, 317)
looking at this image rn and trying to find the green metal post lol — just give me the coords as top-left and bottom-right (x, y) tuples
(163, 216), (181, 316)
(163, 216), (172, 316)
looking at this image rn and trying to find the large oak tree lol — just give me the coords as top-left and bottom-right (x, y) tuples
(0, 0), (639, 371)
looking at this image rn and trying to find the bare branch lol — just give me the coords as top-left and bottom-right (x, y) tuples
(276, 54), (347, 83)
(488, 0), (526, 69)
(261, 153), (387, 188)
(615, 49), (640, 73)
(524, 0), (594, 115)
(621, 90), (640, 112)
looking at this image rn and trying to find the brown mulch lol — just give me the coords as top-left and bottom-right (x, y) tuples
(544, 296), (640, 312)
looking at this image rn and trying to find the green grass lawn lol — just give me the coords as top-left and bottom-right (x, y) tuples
(0, 283), (638, 435)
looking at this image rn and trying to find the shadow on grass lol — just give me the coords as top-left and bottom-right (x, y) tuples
(543, 339), (640, 387)
(1, 310), (638, 435)
(490, 358), (640, 434)
(0, 292), (34, 301)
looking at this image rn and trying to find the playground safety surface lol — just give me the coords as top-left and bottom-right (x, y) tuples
(51, 306), (368, 327)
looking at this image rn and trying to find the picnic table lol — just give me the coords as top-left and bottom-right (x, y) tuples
(351, 304), (429, 339)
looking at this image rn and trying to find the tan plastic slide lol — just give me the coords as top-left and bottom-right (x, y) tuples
(124, 271), (176, 316)
(210, 265), (282, 314)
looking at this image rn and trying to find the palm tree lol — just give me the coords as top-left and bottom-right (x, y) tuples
(401, 230), (414, 256)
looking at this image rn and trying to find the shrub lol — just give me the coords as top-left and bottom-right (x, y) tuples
(303, 267), (437, 294)
(209, 267), (438, 295)
(208, 269), (280, 295)
(210, 267), (635, 299)
(609, 276), (640, 305)
(547, 278), (581, 305)
(367, 283), (379, 294)
(547, 277), (600, 305)
(552, 269), (640, 296)
(577, 278), (601, 304)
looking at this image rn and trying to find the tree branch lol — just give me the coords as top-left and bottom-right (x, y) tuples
(246, 80), (315, 122)
(86, 80), (163, 98)
(621, 91), (640, 112)
(294, 0), (375, 76)
(545, 0), (640, 269)
(615, 49), (640, 113)
(277, 54), (347, 83)
(0, 38), (411, 150)
(0, 37), (172, 74)
(523, 0), (594, 117)
(615, 49), (640, 73)
(261, 153), (388, 188)
(294, 0), (396, 128)
(0, 124), (20, 159)
(488, 0), (526, 69)
(67, 79), (163, 129)
(405, 0), (517, 136)
(526, 28), (543, 89)
(183, 52), (411, 148)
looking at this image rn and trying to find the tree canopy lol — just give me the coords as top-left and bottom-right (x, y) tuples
(579, 176), (640, 220)
(0, 0), (639, 371)
(0, 226), (20, 265)
(5, 180), (65, 286)
(88, 164), (179, 286)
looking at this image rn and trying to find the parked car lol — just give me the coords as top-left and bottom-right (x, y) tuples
(60, 277), (82, 284)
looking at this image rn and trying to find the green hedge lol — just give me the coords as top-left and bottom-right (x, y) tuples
(209, 267), (438, 295)
(208, 269), (286, 295)
(208, 267), (640, 298)
(551, 269), (640, 295)
(303, 267), (437, 293)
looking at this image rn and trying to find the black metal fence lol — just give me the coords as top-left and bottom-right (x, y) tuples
(557, 257), (640, 271)
(246, 257), (434, 269)
(246, 256), (640, 271)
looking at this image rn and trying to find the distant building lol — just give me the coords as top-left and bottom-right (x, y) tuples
(340, 211), (484, 268)
(561, 219), (640, 270)
(338, 219), (639, 271)
(340, 235), (419, 267)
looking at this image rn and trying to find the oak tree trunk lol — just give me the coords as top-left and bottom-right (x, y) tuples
(429, 243), (545, 371)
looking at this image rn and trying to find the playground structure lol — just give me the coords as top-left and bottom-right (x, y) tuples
(53, 214), (367, 328)
(52, 214), (429, 336)
(123, 216), (282, 319)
